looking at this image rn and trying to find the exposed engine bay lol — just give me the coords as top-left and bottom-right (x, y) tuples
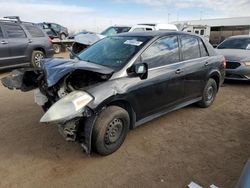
(1, 58), (114, 154)
(39, 69), (110, 108)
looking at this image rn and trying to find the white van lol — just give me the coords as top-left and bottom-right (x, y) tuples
(134, 23), (178, 31)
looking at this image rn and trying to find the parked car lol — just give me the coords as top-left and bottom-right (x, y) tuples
(68, 30), (95, 39)
(72, 24), (178, 55)
(0, 17), (54, 69)
(1, 31), (225, 155)
(72, 26), (131, 54)
(37, 22), (69, 40)
(216, 35), (250, 80)
(236, 159), (250, 188)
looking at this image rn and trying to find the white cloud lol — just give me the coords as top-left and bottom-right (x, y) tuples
(121, 0), (250, 17)
(0, 1), (176, 32)
(0, 1), (98, 32)
(1, 0), (250, 33)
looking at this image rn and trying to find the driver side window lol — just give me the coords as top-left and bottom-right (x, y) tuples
(141, 36), (180, 69)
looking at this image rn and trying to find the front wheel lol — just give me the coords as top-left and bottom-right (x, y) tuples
(198, 78), (218, 108)
(92, 106), (130, 156)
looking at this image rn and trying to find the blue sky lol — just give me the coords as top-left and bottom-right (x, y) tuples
(0, 0), (250, 32)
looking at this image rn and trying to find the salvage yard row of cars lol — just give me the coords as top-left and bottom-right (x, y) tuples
(0, 16), (249, 156)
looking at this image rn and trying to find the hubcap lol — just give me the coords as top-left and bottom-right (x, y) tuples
(34, 53), (44, 67)
(206, 86), (214, 101)
(105, 118), (123, 145)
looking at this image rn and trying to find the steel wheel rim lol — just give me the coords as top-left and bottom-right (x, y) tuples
(34, 53), (44, 67)
(206, 86), (214, 102)
(105, 118), (123, 145)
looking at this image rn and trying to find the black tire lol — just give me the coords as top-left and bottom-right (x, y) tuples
(198, 78), (218, 108)
(60, 33), (66, 40)
(31, 50), (45, 68)
(92, 106), (130, 156)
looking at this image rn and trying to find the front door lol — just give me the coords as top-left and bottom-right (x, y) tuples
(130, 35), (185, 120)
(0, 24), (11, 67)
(2, 23), (29, 65)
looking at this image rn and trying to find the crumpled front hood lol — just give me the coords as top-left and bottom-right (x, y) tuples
(216, 49), (250, 62)
(42, 58), (114, 87)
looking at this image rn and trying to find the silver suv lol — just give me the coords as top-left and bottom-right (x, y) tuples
(0, 17), (54, 69)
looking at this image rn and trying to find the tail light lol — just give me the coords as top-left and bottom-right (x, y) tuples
(223, 57), (226, 68)
(48, 37), (53, 44)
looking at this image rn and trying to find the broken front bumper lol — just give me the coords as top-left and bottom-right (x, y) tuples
(56, 112), (97, 155)
(225, 66), (250, 80)
(34, 89), (97, 155)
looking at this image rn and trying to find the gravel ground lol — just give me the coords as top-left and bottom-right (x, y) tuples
(0, 54), (249, 188)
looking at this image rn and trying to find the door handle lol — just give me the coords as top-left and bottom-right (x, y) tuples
(1, 41), (8, 45)
(205, 62), (209, 66)
(175, 69), (183, 74)
(28, 39), (33, 43)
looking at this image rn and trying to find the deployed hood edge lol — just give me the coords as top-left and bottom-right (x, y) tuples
(42, 58), (114, 87)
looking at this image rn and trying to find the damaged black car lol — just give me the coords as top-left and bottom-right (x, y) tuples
(1, 31), (225, 155)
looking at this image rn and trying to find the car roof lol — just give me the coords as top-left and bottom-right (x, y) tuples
(115, 31), (197, 38)
(0, 20), (37, 26)
(228, 35), (250, 39)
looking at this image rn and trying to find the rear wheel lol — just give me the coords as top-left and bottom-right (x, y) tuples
(53, 44), (61, 54)
(198, 78), (217, 108)
(31, 50), (45, 68)
(92, 106), (130, 155)
(60, 33), (67, 40)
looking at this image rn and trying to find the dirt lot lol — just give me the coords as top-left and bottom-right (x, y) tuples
(0, 54), (249, 188)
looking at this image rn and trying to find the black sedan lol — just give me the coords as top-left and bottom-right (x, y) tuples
(1, 31), (225, 155)
(217, 35), (250, 80)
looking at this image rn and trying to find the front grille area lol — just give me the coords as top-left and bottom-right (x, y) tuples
(226, 61), (241, 69)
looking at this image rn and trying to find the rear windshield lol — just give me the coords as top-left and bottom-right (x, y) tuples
(217, 38), (250, 50)
(24, 24), (45, 37)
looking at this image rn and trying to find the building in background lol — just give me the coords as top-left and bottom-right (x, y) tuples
(173, 17), (250, 46)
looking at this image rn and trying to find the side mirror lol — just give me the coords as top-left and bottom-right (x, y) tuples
(127, 63), (148, 80)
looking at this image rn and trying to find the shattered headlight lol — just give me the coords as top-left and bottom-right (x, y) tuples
(40, 91), (93, 123)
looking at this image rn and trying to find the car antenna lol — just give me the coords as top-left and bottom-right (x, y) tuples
(59, 39), (81, 60)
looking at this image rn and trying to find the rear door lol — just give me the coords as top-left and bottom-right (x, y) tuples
(0, 23), (11, 67)
(132, 35), (185, 119)
(180, 35), (210, 99)
(2, 23), (29, 65)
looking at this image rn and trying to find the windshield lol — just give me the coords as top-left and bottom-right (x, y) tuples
(100, 27), (131, 36)
(79, 36), (151, 69)
(217, 38), (250, 50)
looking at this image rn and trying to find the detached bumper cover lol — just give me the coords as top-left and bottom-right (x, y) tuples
(1, 69), (40, 91)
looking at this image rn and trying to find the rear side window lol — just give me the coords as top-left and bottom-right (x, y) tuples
(181, 36), (200, 60)
(0, 26), (3, 38)
(133, 28), (145, 32)
(24, 24), (45, 37)
(199, 39), (209, 57)
(3, 23), (26, 38)
(142, 36), (180, 68)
